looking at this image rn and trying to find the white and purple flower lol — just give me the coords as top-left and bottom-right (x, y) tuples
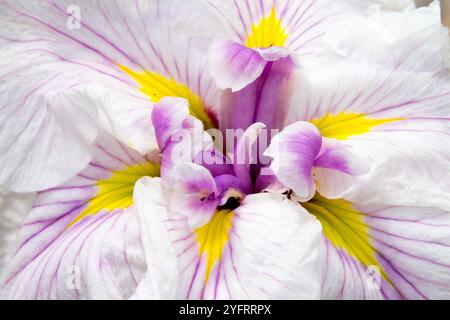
(1, 0), (450, 300)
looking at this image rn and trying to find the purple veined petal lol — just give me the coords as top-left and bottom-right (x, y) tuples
(135, 178), (322, 300)
(151, 97), (198, 152)
(282, 5), (450, 209)
(162, 163), (218, 231)
(253, 168), (286, 194)
(208, 41), (267, 92)
(0, 58), (100, 192)
(160, 127), (214, 179)
(232, 122), (266, 194)
(217, 56), (296, 133)
(313, 137), (370, 199)
(205, 0), (370, 57)
(214, 174), (243, 205)
(286, 4), (450, 134)
(265, 121), (322, 202)
(119, 32), (221, 131)
(0, 132), (160, 299)
(152, 97), (215, 177)
(193, 149), (234, 177)
(302, 195), (450, 299)
(255, 46), (291, 61)
(0, 0), (223, 193)
(331, 131), (450, 211)
(207, 39), (293, 92)
(315, 138), (368, 175)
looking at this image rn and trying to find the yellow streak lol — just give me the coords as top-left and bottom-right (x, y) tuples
(303, 194), (392, 285)
(120, 65), (214, 129)
(194, 209), (234, 284)
(67, 161), (160, 228)
(310, 112), (402, 140)
(245, 7), (288, 49)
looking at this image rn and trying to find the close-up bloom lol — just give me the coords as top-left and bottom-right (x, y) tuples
(0, 0), (450, 301)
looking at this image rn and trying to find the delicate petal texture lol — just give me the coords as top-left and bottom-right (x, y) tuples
(0, 49), (99, 192)
(0, 191), (35, 278)
(163, 163), (218, 230)
(0, 0), (222, 193)
(205, 0), (370, 91)
(232, 122), (267, 194)
(315, 138), (368, 175)
(218, 57), (296, 132)
(265, 122), (322, 201)
(208, 41), (267, 92)
(151, 97), (193, 151)
(133, 178), (181, 299)
(0, 133), (159, 299)
(286, 4), (450, 209)
(331, 133), (450, 210)
(205, 0), (369, 53)
(304, 197), (450, 299)
(313, 138), (370, 199)
(2, 0), (450, 302)
(135, 178), (322, 299)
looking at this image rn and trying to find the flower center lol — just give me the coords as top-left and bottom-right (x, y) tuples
(245, 7), (288, 49)
(218, 195), (241, 211)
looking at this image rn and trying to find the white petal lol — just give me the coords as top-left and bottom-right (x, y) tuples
(0, 0), (222, 192)
(314, 138), (370, 199)
(337, 132), (450, 210)
(265, 121), (322, 202)
(208, 41), (267, 92)
(304, 196), (450, 299)
(133, 177), (180, 299)
(0, 133), (159, 299)
(285, 5), (450, 209)
(163, 163), (218, 230)
(205, 0), (370, 54)
(0, 51), (100, 192)
(135, 181), (323, 299)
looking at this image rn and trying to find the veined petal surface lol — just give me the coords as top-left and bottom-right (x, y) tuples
(0, 0), (222, 192)
(134, 177), (322, 300)
(302, 196), (450, 299)
(285, 4), (450, 209)
(0, 133), (160, 299)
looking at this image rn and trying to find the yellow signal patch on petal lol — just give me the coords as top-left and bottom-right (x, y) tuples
(194, 209), (234, 284)
(245, 7), (288, 49)
(68, 161), (160, 228)
(120, 66), (214, 129)
(310, 112), (402, 140)
(303, 194), (392, 285)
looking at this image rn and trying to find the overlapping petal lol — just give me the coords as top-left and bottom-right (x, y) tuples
(302, 196), (450, 299)
(134, 177), (322, 299)
(1, 0), (449, 302)
(0, 133), (160, 299)
(205, 0), (372, 90)
(285, 4), (450, 210)
(265, 121), (368, 201)
(0, 0), (222, 192)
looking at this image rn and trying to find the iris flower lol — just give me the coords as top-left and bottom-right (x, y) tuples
(0, 0), (450, 300)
